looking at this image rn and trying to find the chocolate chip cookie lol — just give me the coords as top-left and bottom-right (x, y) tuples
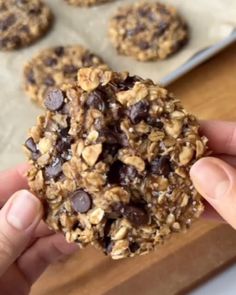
(23, 45), (108, 107)
(109, 1), (188, 61)
(64, 0), (111, 7)
(25, 68), (207, 259)
(0, 0), (52, 51)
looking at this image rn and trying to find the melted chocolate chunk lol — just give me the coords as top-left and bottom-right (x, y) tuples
(100, 129), (119, 145)
(121, 205), (148, 227)
(0, 14), (16, 31)
(103, 219), (114, 237)
(86, 90), (106, 112)
(153, 21), (169, 37)
(44, 57), (57, 67)
(113, 75), (142, 91)
(10, 35), (21, 47)
(45, 158), (63, 180)
(25, 137), (37, 153)
(27, 69), (36, 84)
(82, 53), (95, 67)
(150, 156), (171, 177)
(107, 161), (138, 185)
(138, 41), (150, 50)
(103, 237), (114, 254)
(126, 24), (146, 37)
(107, 160), (123, 184)
(44, 76), (55, 86)
(71, 189), (92, 213)
(129, 242), (140, 253)
(147, 117), (164, 129)
(44, 88), (64, 111)
(29, 6), (41, 15)
(128, 100), (149, 124)
(63, 64), (78, 75)
(54, 46), (64, 57)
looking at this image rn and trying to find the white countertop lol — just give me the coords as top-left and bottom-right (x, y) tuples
(190, 263), (236, 295)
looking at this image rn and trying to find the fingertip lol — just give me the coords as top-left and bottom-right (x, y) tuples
(53, 234), (78, 255)
(16, 163), (30, 178)
(7, 190), (43, 231)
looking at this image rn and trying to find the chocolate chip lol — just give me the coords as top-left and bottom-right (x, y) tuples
(63, 64), (78, 75)
(147, 117), (163, 129)
(103, 237), (114, 254)
(128, 100), (149, 124)
(44, 57), (57, 67)
(0, 37), (8, 48)
(20, 25), (29, 33)
(120, 165), (138, 186)
(138, 41), (150, 50)
(45, 158), (63, 180)
(71, 190), (92, 213)
(126, 24), (146, 37)
(112, 202), (124, 215)
(122, 205), (148, 227)
(25, 137), (37, 153)
(27, 69), (36, 84)
(153, 21), (169, 37)
(0, 14), (16, 31)
(150, 156), (171, 177)
(100, 129), (118, 144)
(10, 35), (21, 47)
(104, 219), (114, 236)
(54, 46), (65, 57)
(107, 160), (123, 184)
(44, 76), (55, 86)
(44, 88), (64, 111)
(86, 90), (106, 112)
(56, 134), (72, 153)
(82, 53), (95, 67)
(29, 6), (41, 14)
(113, 75), (142, 91)
(129, 242), (140, 253)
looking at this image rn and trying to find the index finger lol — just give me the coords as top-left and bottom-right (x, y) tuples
(0, 164), (29, 206)
(200, 120), (236, 155)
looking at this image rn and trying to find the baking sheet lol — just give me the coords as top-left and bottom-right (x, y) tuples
(1, 0), (236, 170)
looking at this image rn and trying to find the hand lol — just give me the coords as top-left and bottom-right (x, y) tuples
(190, 121), (236, 228)
(0, 164), (78, 295)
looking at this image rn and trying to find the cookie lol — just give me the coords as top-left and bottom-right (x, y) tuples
(64, 0), (111, 7)
(25, 68), (207, 259)
(109, 1), (188, 61)
(23, 45), (108, 107)
(0, 0), (52, 51)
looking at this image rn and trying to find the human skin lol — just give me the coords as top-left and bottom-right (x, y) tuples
(1, 120), (236, 294)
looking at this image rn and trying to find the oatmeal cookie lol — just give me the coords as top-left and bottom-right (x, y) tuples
(109, 1), (188, 61)
(64, 0), (111, 7)
(24, 68), (207, 259)
(23, 45), (108, 107)
(0, 0), (52, 51)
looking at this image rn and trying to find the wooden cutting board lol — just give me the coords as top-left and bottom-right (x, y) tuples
(31, 42), (236, 295)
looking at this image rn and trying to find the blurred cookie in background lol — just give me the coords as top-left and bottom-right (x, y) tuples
(23, 44), (109, 107)
(64, 0), (112, 7)
(0, 0), (53, 51)
(109, 1), (188, 61)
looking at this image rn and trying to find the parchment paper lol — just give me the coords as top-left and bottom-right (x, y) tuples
(0, 0), (236, 170)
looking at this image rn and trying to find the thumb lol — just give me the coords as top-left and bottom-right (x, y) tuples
(190, 157), (236, 229)
(0, 190), (42, 276)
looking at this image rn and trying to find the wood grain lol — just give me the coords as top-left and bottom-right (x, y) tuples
(32, 42), (236, 295)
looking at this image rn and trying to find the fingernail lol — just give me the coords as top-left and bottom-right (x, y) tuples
(7, 190), (42, 230)
(190, 158), (230, 199)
